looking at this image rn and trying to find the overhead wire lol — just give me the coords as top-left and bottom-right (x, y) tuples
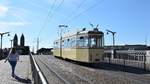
(38, 0), (57, 37)
(46, 0), (65, 20)
(57, 0), (88, 34)
(37, 0), (105, 37)
(55, 0), (65, 11)
(65, 0), (105, 24)
(63, 0), (87, 23)
(38, 0), (65, 37)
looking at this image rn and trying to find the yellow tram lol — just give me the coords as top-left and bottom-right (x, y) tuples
(53, 28), (104, 63)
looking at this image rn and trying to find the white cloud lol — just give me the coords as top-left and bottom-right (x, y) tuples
(0, 21), (30, 33)
(0, 21), (30, 31)
(0, 5), (8, 16)
(0, 21), (26, 26)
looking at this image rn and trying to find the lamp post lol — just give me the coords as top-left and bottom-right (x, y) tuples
(10, 39), (13, 48)
(0, 32), (10, 58)
(106, 30), (116, 60)
(106, 30), (116, 46)
(58, 25), (68, 57)
(37, 37), (39, 54)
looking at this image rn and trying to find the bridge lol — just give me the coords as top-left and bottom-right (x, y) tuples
(1, 54), (150, 84)
(0, 55), (32, 84)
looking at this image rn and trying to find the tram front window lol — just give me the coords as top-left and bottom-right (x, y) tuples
(77, 35), (104, 48)
(89, 35), (104, 48)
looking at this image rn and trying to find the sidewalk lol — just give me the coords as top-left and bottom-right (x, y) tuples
(0, 55), (32, 84)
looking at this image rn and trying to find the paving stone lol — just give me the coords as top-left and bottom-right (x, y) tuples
(0, 55), (32, 84)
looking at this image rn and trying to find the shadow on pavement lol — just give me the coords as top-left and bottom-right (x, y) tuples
(56, 56), (150, 74)
(91, 62), (150, 74)
(14, 75), (31, 83)
(70, 61), (150, 74)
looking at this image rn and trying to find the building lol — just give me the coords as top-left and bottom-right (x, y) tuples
(37, 48), (53, 55)
(13, 34), (30, 55)
(13, 34), (18, 47)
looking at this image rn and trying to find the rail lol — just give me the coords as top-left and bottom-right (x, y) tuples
(29, 53), (48, 84)
(103, 50), (150, 71)
(37, 57), (71, 84)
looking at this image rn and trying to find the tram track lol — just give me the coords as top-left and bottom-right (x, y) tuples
(35, 55), (92, 84)
(37, 57), (70, 84)
(34, 55), (150, 84)
(51, 55), (150, 84)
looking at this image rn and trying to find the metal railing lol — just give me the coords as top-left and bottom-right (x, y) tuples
(103, 50), (150, 71)
(29, 52), (48, 84)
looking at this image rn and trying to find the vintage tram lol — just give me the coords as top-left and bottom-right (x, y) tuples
(53, 28), (104, 63)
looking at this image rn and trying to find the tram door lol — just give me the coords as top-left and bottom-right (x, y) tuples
(88, 34), (104, 62)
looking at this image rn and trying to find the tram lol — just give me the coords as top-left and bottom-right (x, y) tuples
(53, 28), (104, 63)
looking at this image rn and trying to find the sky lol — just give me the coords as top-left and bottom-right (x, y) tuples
(0, 0), (150, 51)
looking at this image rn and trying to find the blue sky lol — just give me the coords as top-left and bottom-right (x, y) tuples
(0, 0), (150, 51)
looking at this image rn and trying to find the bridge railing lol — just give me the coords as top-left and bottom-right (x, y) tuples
(29, 53), (48, 84)
(103, 50), (150, 71)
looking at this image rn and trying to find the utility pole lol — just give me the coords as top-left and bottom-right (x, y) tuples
(37, 37), (39, 54)
(58, 25), (68, 57)
(32, 46), (34, 54)
(0, 32), (10, 58)
(10, 39), (13, 48)
(145, 35), (147, 46)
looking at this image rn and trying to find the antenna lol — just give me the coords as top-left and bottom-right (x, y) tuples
(96, 24), (99, 28)
(89, 22), (94, 28)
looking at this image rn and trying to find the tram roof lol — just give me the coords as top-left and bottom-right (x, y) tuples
(54, 29), (104, 41)
(63, 30), (103, 38)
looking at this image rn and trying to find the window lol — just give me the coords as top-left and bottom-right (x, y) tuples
(91, 38), (96, 47)
(71, 37), (76, 48)
(54, 41), (59, 48)
(77, 36), (88, 48)
(89, 34), (104, 48)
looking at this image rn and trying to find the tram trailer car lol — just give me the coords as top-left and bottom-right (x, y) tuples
(53, 28), (104, 63)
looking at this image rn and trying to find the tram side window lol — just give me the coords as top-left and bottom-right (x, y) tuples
(73, 37), (77, 48)
(63, 39), (67, 48)
(54, 42), (56, 48)
(66, 39), (70, 48)
(54, 41), (59, 48)
(62, 40), (64, 48)
(67, 38), (73, 48)
(80, 37), (84, 47)
(70, 38), (76, 48)
(77, 36), (88, 48)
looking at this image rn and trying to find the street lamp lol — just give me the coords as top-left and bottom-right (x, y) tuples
(10, 39), (13, 48)
(106, 30), (116, 60)
(58, 25), (68, 57)
(106, 30), (116, 46)
(0, 32), (10, 58)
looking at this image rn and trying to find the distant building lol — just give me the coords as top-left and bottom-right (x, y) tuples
(13, 34), (18, 47)
(13, 34), (30, 55)
(37, 48), (53, 55)
(20, 34), (25, 46)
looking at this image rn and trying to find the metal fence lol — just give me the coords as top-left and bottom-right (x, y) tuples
(29, 53), (48, 84)
(103, 50), (150, 71)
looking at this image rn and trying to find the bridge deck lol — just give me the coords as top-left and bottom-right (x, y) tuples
(0, 55), (32, 84)
(34, 55), (150, 84)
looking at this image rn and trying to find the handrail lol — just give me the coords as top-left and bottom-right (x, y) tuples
(29, 52), (48, 84)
